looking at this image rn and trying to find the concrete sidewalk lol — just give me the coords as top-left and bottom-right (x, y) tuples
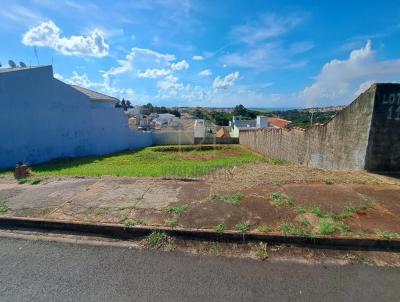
(1, 173), (400, 239)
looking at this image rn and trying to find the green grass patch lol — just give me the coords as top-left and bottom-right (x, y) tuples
(15, 145), (261, 178)
(0, 201), (11, 214)
(359, 193), (378, 206)
(299, 218), (311, 227)
(166, 205), (188, 215)
(214, 223), (225, 233)
(209, 244), (223, 256)
(147, 230), (168, 247)
(269, 192), (294, 207)
(375, 230), (399, 240)
(294, 206), (306, 214)
(319, 220), (336, 235)
(323, 178), (335, 185)
(212, 192), (243, 205)
(166, 218), (178, 227)
(310, 206), (323, 217)
(17, 178), (41, 185)
(122, 219), (145, 227)
(319, 219), (351, 235)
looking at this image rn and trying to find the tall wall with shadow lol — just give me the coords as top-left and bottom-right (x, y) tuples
(0, 66), (152, 169)
(240, 84), (400, 172)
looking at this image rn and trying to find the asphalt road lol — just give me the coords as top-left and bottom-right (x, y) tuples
(0, 237), (399, 302)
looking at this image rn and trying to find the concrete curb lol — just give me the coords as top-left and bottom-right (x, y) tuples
(0, 216), (399, 250)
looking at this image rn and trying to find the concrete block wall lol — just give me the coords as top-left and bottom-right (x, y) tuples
(240, 84), (400, 171)
(151, 130), (194, 145)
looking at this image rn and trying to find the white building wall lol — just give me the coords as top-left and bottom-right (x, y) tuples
(0, 66), (152, 169)
(152, 131), (194, 145)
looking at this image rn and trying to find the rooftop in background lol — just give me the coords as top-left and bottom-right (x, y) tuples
(268, 117), (290, 128)
(69, 85), (119, 104)
(0, 65), (45, 74)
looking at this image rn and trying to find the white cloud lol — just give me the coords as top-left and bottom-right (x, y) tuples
(170, 60), (189, 71)
(301, 40), (400, 105)
(192, 55), (204, 61)
(68, 71), (94, 88)
(157, 75), (184, 90)
(105, 47), (175, 78)
(137, 68), (170, 78)
(22, 21), (109, 57)
(198, 69), (212, 77)
(230, 13), (307, 45)
(213, 72), (240, 89)
(61, 71), (136, 99)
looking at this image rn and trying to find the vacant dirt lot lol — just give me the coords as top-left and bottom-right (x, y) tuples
(1, 161), (399, 238)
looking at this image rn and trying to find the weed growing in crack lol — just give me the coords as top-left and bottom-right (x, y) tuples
(214, 224), (225, 233)
(147, 231), (168, 247)
(255, 243), (268, 260)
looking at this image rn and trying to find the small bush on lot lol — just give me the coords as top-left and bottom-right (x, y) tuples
(214, 224), (225, 233)
(212, 193), (243, 205)
(166, 205), (188, 215)
(147, 231), (168, 247)
(0, 201), (10, 213)
(269, 192), (294, 207)
(235, 222), (250, 234)
(376, 230), (399, 240)
(257, 224), (270, 233)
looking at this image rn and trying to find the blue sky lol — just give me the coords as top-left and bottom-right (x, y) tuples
(1, 0), (400, 108)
